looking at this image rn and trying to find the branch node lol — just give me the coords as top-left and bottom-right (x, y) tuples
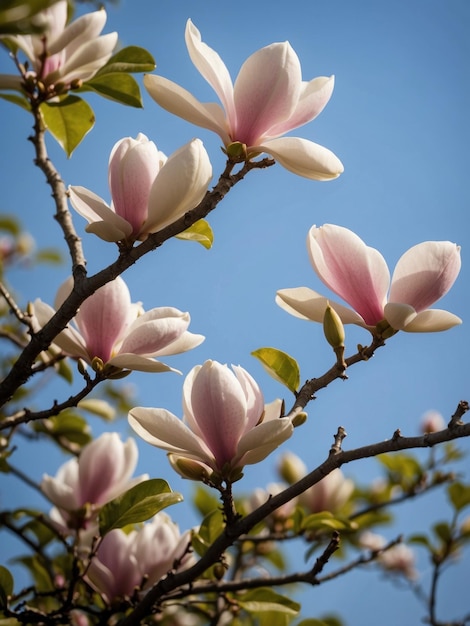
(329, 426), (347, 455)
(448, 400), (469, 428)
(392, 428), (402, 441)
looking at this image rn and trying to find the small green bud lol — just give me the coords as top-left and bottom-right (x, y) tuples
(91, 356), (104, 373)
(77, 359), (88, 375)
(169, 455), (210, 482)
(375, 318), (398, 339)
(226, 141), (247, 161)
(292, 411), (308, 427)
(323, 304), (345, 349)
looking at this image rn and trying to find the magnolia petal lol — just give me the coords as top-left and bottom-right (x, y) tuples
(308, 224), (389, 325)
(389, 241), (461, 312)
(235, 417), (293, 467)
(258, 136), (343, 180)
(185, 19), (236, 126)
(49, 9), (107, 56)
(52, 32), (118, 84)
(0, 74), (24, 91)
(119, 309), (189, 356)
(107, 353), (178, 373)
(232, 365), (265, 433)
(69, 186), (133, 240)
(144, 138), (212, 234)
(32, 299), (90, 360)
(384, 302), (462, 333)
(128, 407), (212, 463)
(233, 42), (301, 146)
(276, 287), (365, 325)
(152, 331), (205, 357)
(144, 74), (230, 143)
(41, 473), (77, 511)
(267, 76), (335, 138)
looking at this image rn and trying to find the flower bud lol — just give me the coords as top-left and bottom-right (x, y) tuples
(168, 455), (211, 482)
(292, 411), (307, 427)
(278, 451), (306, 485)
(323, 303), (345, 349)
(226, 141), (247, 161)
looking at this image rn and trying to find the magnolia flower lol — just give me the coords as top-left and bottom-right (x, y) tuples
(69, 135), (212, 243)
(1, 1), (117, 91)
(277, 224), (462, 334)
(278, 452), (353, 513)
(129, 360), (293, 482)
(144, 20), (343, 181)
(86, 514), (191, 603)
(420, 410), (446, 434)
(33, 276), (204, 373)
(41, 433), (148, 530)
(359, 532), (417, 580)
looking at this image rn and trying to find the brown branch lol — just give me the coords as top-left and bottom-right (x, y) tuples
(0, 158), (274, 409)
(117, 418), (470, 626)
(0, 281), (34, 331)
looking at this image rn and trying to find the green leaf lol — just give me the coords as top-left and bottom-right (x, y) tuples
(0, 566), (13, 609)
(176, 219), (214, 249)
(80, 73), (143, 108)
(40, 95), (95, 156)
(192, 485), (220, 517)
(301, 511), (354, 532)
(433, 521), (452, 544)
(34, 248), (63, 264)
(448, 482), (470, 512)
(95, 46), (156, 75)
(251, 347), (300, 393)
(409, 534), (433, 550)
(55, 357), (73, 384)
(0, 93), (30, 110)
(99, 479), (182, 535)
(0, 0), (60, 35)
(237, 588), (300, 615)
(33, 412), (92, 449)
(78, 398), (116, 421)
(192, 509), (225, 557)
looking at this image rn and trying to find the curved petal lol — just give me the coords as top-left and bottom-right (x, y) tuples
(308, 225), (389, 325)
(275, 287), (366, 326)
(185, 19), (236, 126)
(258, 137), (343, 180)
(384, 302), (462, 333)
(389, 241), (461, 312)
(49, 9), (107, 56)
(32, 299), (90, 360)
(85, 221), (131, 242)
(52, 32), (118, 84)
(266, 76), (335, 138)
(128, 407), (212, 464)
(107, 353), (178, 373)
(233, 42), (301, 146)
(69, 186), (133, 240)
(119, 308), (189, 356)
(0, 74), (24, 91)
(144, 74), (230, 144)
(144, 138), (212, 235)
(235, 417), (293, 467)
(232, 365), (265, 433)
(152, 331), (205, 356)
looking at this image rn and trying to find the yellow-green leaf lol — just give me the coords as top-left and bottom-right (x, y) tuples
(80, 73), (143, 107)
(0, 566), (13, 609)
(251, 347), (300, 393)
(176, 219), (214, 249)
(99, 479), (182, 535)
(237, 588), (300, 615)
(95, 46), (156, 75)
(40, 95), (95, 157)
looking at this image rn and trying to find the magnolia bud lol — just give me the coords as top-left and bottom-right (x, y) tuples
(278, 452), (306, 484)
(323, 304), (345, 349)
(168, 455), (211, 482)
(226, 141), (247, 161)
(292, 411), (307, 427)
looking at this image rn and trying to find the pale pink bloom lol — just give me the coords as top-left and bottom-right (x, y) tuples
(144, 20), (343, 181)
(33, 276), (204, 373)
(3, 1), (117, 89)
(277, 224), (462, 333)
(359, 532), (417, 580)
(41, 433), (148, 529)
(86, 514), (191, 603)
(128, 360), (293, 480)
(249, 483), (297, 521)
(420, 410), (446, 434)
(301, 468), (354, 514)
(69, 135), (212, 243)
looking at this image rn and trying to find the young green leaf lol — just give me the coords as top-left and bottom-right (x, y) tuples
(176, 219), (214, 249)
(448, 482), (470, 512)
(99, 479), (183, 535)
(0, 566), (13, 609)
(80, 73), (143, 108)
(251, 347), (300, 393)
(237, 588), (300, 615)
(94, 46), (156, 75)
(40, 95), (95, 157)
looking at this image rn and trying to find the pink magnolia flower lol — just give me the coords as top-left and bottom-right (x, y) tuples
(277, 224), (462, 333)
(359, 532), (417, 580)
(420, 410), (446, 434)
(41, 433), (148, 530)
(144, 20), (343, 181)
(2, 1), (117, 90)
(33, 276), (204, 373)
(69, 134), (212, 243)
(128, 360), (293, 482)
(86, 514), (191, 603)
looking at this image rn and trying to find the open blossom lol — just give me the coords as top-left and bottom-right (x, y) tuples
(86, 514), (191, 603)
(277, 224), (462, 334)
(359, 532), (417, 580)
(33, 276), (204, 373)
(129, 360), (293, 481)
(41, 433), (148, 530)
(144, 19), (343, 181)
(0, 1), (117, 91)
(69, 134), (212, 243)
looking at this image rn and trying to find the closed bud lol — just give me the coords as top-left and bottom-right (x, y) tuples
(226, 141), (247, 161)
(323, 303), (345, 349)
(292, 411), (307, 427)
(91, 356), (104, 373)
(278, 451), (306, 484)
(168, 455), (211, 482)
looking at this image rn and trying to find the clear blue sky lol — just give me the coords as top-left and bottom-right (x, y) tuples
(1, 1), (469, 624)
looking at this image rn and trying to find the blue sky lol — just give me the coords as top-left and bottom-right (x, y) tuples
(1, 1), (469, 624)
